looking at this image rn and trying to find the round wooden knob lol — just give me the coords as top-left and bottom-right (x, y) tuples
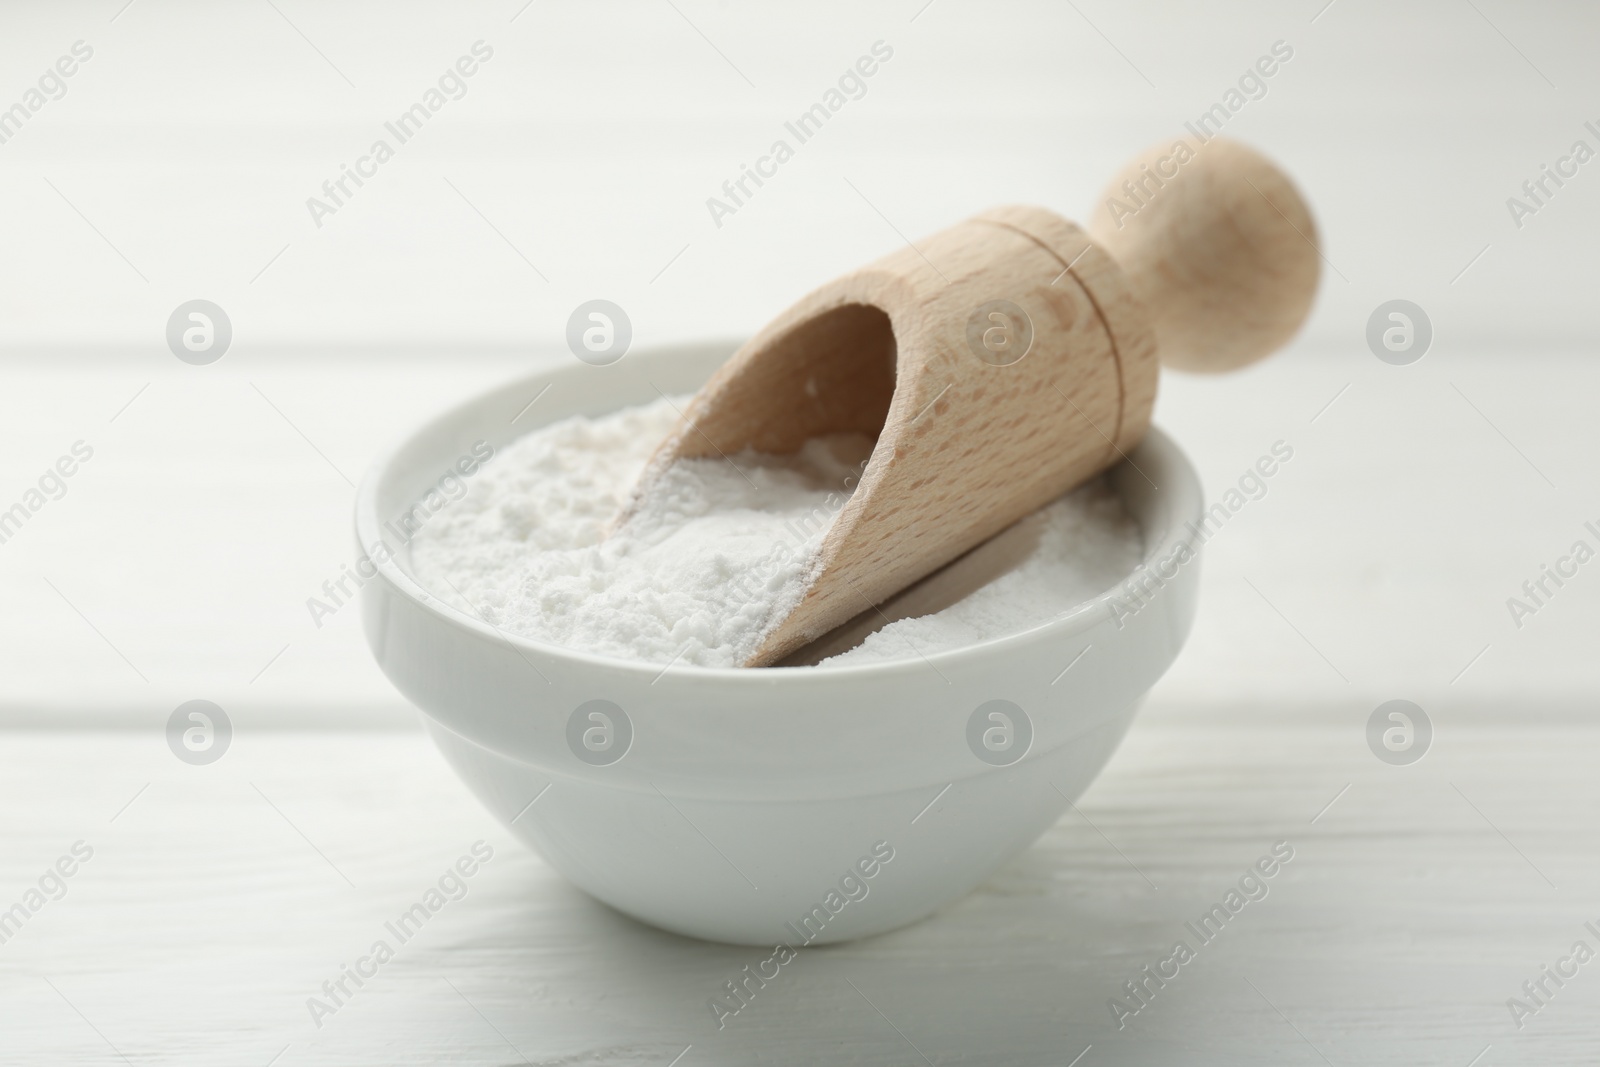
(1088, 137), (1320, 373)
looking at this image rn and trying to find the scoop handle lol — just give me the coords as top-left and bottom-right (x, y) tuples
(1088, 137), (1321, 374)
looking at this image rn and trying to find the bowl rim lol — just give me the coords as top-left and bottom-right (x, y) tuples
(354, 342), (1204, 687)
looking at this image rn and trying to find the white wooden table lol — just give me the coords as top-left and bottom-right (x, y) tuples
(3, 340), (1598, 1064)
(3, 705), (1596, 1065)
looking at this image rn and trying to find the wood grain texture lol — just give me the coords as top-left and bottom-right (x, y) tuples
(628, 207), (1159, 666)
(1088, 137), (1321, 374)
(625, 140), (1318, 665)
(3, 712), (1594, 1065)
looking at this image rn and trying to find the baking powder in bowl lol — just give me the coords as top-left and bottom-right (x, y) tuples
(410, 398), (1141, 667)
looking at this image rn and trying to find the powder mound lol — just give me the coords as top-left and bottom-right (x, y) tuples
(410, 397), (1143, 667)
(412, 398), (871, 667)
(818, 483), (1141, 666)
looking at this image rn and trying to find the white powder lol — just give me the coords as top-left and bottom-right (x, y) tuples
(410, 397), (1142, 668)
(818, 487), (1140, 665)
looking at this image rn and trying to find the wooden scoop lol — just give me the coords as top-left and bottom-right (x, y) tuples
(627, 137), (1320, 666)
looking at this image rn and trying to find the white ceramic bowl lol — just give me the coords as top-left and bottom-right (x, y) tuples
(357, 341), (1203, 945)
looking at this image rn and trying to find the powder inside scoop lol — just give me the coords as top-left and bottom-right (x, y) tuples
(410, 397), (1142, 667)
